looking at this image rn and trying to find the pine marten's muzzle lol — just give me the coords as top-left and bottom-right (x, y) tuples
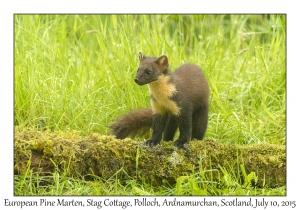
(134, 77), (147, 86)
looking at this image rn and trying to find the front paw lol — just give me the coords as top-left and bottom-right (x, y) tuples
(145, 139), (159, 146)
(174, 139), (187, 148)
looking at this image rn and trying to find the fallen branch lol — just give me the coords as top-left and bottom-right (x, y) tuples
(14, 127), (286, 188)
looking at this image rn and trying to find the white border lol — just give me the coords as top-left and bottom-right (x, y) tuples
(1, 0), (299, 209)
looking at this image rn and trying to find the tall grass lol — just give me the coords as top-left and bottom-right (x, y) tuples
(14, 14), (286, 145)
(14, 154), (285, 196)
(14, 15), (286, 196)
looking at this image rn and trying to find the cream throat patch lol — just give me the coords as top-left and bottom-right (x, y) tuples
(147, 75), (180, 115)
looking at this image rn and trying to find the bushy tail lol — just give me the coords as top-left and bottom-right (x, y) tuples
(109, 108), (153, 139)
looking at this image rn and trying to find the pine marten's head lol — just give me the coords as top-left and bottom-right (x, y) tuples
(134, 52), (170, 86)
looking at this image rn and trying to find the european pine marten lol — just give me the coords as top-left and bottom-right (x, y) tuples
(110, 52), (209, 148)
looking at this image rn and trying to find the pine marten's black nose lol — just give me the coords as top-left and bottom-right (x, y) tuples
(134, 77), (143, 86)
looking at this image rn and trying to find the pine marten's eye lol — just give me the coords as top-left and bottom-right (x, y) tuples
(145, 69), (151, 75)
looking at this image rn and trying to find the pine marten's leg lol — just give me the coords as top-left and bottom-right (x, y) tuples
(174, 107), (193, 148)
(192, 106), (209, 140)
(145, 113), (167, 146)
(163, 113), (179, 141)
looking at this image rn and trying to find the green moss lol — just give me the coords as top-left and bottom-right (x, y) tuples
(14, 127), (286, 188)
(33, 139), (53, 156)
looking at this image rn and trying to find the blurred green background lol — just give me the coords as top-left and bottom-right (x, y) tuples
(14, 14), (286, 145)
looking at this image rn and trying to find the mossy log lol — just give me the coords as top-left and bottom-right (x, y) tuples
(14, 127), (286, 188)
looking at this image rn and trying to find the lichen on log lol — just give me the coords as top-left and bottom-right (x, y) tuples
(14, 127), (286, 188)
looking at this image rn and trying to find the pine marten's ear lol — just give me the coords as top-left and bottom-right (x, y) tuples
(155, 55), (169, 69)
(138, 52), (145, 61)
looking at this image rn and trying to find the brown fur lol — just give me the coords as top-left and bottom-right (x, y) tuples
(110, 108), (153, 139)
(110, 52), (209, 148)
